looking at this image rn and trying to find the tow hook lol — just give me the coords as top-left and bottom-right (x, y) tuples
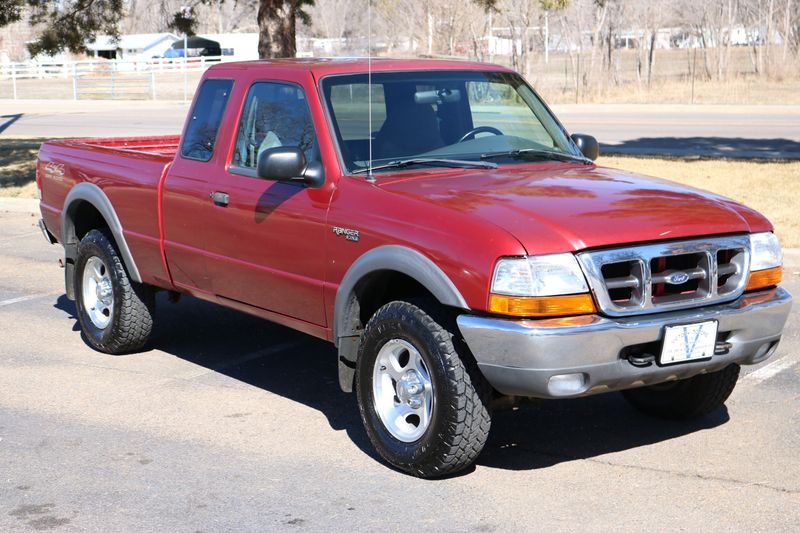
(628, 341), (733, 368)
(714, 341), (732, 355)
(628, 354), (655, 367)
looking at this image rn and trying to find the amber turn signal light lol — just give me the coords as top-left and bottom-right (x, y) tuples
(489, 293), (597, 318)
(745, 266), (782, 292)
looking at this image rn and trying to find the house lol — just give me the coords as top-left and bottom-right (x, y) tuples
(198, 33), (260, 61)
(87, 33), (180, 60)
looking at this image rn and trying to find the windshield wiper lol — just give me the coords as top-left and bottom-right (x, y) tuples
(480, 148), (592, 165)
(352, 157), (498, 175)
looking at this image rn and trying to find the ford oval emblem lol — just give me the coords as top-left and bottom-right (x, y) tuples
(667, 271), (690, 285)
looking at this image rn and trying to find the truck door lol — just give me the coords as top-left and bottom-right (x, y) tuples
(162, 78), (234, 295)
(203, 80), (328, 326)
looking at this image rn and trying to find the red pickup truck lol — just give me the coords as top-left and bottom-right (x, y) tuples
(37, 58), (791, 477)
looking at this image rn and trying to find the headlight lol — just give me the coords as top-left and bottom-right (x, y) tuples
(746, 232), (783, 291)
(491, 254), (589, 296)
(489, 254), (595, 317)
(749, 232), (782, 271)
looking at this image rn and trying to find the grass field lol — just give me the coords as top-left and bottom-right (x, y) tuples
(2, 139), (797, 246)
(527, 46), (800, 105)
(541, 77), (800, 105)
(598, 155), (800, 247)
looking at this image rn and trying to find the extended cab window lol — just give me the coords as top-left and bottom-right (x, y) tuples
(181, 79), (233, 161)
(232, 82), (318, 170)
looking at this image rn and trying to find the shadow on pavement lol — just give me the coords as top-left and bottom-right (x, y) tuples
(602, 136), (800, 159)
(0, 113), (22, 134)
(55, 292), (730, 474)
(479, 395), (728, 471)
(54, 295), (81, 332)
(0, 137), (44, 189)
(150, 293), (376, 458)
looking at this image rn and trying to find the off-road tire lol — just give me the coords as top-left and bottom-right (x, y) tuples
(622, 364), (740, 420)
(75, 229), (155, 353)
(355, 299), (492, 478)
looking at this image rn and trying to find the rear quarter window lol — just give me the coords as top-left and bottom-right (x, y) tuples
(181, 79), (234, 161)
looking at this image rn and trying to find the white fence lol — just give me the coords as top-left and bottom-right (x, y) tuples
(0, 56), (236, 100)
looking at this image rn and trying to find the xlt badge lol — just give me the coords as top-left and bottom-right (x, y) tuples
(332, 226), (360, 242)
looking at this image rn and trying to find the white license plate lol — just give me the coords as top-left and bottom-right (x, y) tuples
(660, 320), (718, 365)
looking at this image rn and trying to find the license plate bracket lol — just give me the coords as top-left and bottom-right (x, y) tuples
(659, 320), (718, 366)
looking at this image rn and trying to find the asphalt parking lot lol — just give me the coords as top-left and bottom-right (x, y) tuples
(1, 198), (799, 531)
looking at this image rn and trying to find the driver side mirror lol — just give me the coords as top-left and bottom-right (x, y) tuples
(571, 134), (599, 161)
(256, 146), (325, 188)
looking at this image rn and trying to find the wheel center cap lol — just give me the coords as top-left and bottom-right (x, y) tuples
(397, 370), (424, 408)
(96, 279), (112, 303)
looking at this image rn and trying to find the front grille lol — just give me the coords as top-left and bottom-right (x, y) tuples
(577, 236), (750, 317)
(650, 252), (708, 303)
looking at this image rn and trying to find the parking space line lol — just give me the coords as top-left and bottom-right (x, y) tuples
(211, 339), (307, 372)
(743, 357), (797, 384)
(174, 339), (307, 380)
(0, 293), (53, 308)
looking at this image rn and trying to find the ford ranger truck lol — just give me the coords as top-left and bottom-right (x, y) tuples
(36, 59), (792, 478)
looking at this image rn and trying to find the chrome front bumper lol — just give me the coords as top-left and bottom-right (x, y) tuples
(457, 287), (792, 399)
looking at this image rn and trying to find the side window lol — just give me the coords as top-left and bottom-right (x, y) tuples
(181, 79), (234, 161)
(232, 82), (318, 170)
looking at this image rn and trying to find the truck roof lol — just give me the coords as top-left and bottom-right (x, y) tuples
(206, 57), (514, 77)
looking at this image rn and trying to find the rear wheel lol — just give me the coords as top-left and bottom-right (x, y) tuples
(355, 300), (492, 478)
(622, 364), (740, 420)
(75, 229), (155, 354)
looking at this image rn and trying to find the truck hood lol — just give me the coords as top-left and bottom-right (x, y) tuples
(377, 163), (771, 254)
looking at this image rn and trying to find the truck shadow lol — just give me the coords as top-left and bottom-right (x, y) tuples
(0, 137), (44, 190)
(602, 136), (800, 159)
(54, 292), (730, 474)
(0, 113), (23, 134)
(479, 396), (728, 471)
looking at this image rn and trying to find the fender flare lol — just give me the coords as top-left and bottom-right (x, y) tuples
(61, 182), (142, 283)
(333, 245), (469, 392)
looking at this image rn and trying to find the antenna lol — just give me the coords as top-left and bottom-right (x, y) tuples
(365, 0), (375, 182)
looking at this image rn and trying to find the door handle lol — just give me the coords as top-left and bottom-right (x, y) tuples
(210, 191), (229, 207)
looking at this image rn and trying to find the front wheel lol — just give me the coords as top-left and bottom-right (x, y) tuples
(622, 364), (740, 420)
(355, 300), (492, 478)
(75, 229), (155, 354)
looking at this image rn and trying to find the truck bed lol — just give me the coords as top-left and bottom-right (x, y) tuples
(68, 135), (181, 157)
(38, 135), (179, 287)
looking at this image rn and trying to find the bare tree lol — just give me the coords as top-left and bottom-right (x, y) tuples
(630, 0), (668, 87)
(305, 0), (354, 43)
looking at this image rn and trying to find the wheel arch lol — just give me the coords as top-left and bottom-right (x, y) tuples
(61, 183), (142, 299)
(333, 245), (469, 392)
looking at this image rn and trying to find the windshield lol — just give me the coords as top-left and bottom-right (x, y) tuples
(321, 70), (580, 174)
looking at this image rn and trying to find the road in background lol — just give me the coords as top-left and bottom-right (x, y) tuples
(0, 100), (189, 138)
(552, 104), (800, 159)
(1, 197), (799, 531)
(1, 100), (799, 159)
